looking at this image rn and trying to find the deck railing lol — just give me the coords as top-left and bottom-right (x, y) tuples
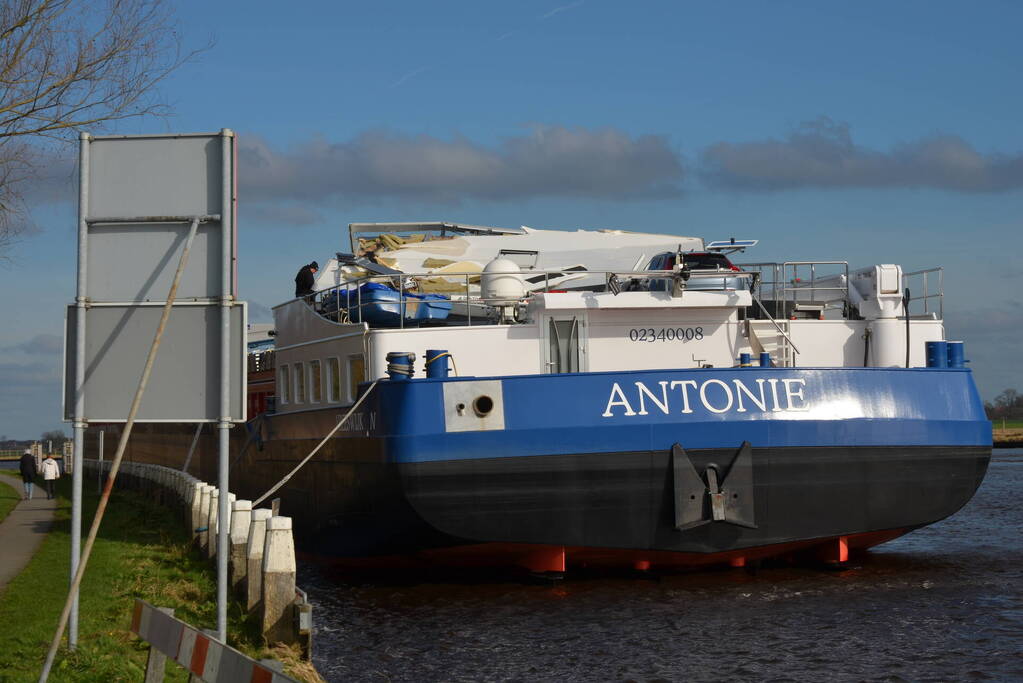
(903, 267), (944, 319)
(307, 268), (756, 329)
(247, 349), (275, 373)
(738, 261), (851, 314)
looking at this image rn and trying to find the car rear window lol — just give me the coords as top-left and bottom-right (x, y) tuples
(682, 253), (733, 269)
(646, 252), (737, 271)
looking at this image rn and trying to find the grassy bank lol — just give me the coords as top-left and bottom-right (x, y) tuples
(0, 472), (322, 682)
(0, 473), (20, 525)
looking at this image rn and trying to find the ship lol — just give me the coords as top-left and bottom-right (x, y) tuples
(113, 222), (991, 573)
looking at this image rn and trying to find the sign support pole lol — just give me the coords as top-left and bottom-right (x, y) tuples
(69, 132), (92, 650)
(216, 129), (235, 642)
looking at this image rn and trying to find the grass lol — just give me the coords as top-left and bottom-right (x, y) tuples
(0, 472), (323, 683)
(0, 472), (21, 525)
(992, 419), (1023, 430)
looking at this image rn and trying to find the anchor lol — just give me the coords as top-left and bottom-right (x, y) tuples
(672, 441), (756, 530)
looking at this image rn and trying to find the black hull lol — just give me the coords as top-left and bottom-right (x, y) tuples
(399, 445), (990, 555)
(99, 421), (991, 566)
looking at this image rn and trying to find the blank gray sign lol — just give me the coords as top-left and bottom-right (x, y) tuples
(64, 303), (246, 422)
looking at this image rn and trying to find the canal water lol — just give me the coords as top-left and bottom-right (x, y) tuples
(302, 449), (1022, 682)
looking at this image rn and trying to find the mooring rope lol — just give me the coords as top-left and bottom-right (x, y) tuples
(252, 379), (381, 507)
(385, 351), (415, 378)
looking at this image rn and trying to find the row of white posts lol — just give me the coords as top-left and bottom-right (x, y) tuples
(82, 459), (312, 655)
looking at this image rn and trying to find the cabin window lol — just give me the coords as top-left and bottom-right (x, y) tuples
(498, 248), (538, 270)
(548, 317), (581, 373)
(279, 365), (290, 404)
(348, 354), (365, 401)
(327, 357), (342, 403)
(309, 360), (322, 403)
(294, 361), (306, 403)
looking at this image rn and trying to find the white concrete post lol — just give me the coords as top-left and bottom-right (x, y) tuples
(245, 508), (272, 612)
(229, 500), (252, 594)
(206, 491), (235, 560)
(197, 485), (212, 550)
(261, 516), (296, 643)
(206, 488), (220, 559)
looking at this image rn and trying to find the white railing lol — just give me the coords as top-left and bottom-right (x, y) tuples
(739, 261), (851, 315)
(903, 267), (944, 319)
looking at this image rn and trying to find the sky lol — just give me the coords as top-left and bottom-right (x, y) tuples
(2, 0), (1021, 439)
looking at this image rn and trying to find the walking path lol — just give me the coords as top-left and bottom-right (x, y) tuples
(0, 475), (58, 592)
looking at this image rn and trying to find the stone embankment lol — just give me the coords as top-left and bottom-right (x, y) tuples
(83, 459), (313, 657)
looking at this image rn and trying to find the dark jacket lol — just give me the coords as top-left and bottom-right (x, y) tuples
(20, 453), (35, 481)
(294, 265), (316, 297)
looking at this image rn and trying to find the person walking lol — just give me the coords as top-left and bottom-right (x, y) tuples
(19, 449), (36, 500)
(40, 454), (60, 500)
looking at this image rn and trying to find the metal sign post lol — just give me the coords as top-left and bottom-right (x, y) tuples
(64, 130), (243, 650)
(216, 131), (234, 641)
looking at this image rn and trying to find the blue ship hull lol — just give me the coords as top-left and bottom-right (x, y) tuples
(228, 366), (989, 569)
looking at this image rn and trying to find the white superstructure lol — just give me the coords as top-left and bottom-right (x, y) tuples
(270, 237), (947, 416)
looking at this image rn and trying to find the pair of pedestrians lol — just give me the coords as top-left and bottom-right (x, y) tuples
(19, 450), (60, 500)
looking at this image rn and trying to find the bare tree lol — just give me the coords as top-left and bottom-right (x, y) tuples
(0, 0), (203, 255)
(41, 429), (68, 446)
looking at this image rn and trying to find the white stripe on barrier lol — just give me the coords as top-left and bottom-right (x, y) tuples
(130, 599), (299, 683)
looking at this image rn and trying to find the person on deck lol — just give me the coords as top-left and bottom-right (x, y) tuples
(40, 454), (60, 500)
(294, 261), (319, 298)
(19, 449), (36, 500)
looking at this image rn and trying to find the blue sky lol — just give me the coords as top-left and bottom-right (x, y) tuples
(2, 0), (1021, 439)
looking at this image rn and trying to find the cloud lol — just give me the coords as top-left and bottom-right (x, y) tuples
(943, 303), (1023, 400)
(390, 66), (430, 89)
(0, 361), (60, 388)
(700, 117), (1023, 192)
(0, 142), (76, 204)
(944, 302), (1023, 340)
(238, 126), (685, 205)
(5, 333), (63, 356)
(243, 204), (323, 227)
(541, 0), (585, 20)
(248, 301), (273, 322)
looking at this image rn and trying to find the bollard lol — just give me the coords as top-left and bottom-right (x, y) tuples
(229, 500), (253, 594)
(195, 482), (211, 548)
(205, 489), (220, 559)
(187, 481), (202, 533)
(261, 516), (297, 643)
(246, 509), (272, 612)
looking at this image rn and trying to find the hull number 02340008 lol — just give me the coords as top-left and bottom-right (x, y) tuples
(629, 327), (704, 342)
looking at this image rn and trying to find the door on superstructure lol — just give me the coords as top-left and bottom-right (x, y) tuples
(544, 315), (588, 373)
